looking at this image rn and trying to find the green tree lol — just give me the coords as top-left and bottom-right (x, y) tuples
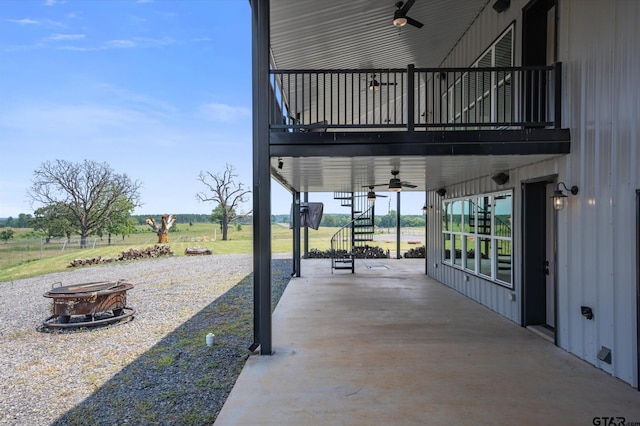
(376, 209), (397, 231)
(0, 228), (15, 243)
(99, 196), (137, 244)
(196, 164), (250, 241)
(31, 203), (78, 242)
(15, 213), (32, 228)
(28, 159), (142, 248)
(211, 204), (238, 233)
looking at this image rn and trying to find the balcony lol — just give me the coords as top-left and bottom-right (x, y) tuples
(270, 63), (563, 134)
(267, 63), (570, 193)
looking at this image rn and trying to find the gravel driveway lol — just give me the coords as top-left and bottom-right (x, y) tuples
(0, 254), (292, 425)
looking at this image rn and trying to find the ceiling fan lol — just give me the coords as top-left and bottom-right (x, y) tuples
(369, 170), (418, 192)
(357, 186), (390, 201)
(392, 0), (424, 29)
(368, 74), (398, 91)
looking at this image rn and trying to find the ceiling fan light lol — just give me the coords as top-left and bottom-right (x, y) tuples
(393, 16), (407, 27)
(369, 80), (379, 91)
(389, 179), (402, 192)
(367, 191), (377, 201)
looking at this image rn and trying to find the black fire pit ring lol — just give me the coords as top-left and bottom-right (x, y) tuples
(42, 280), (135, 329)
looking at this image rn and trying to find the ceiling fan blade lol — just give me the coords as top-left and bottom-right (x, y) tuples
(400, 0), (416, 14)
(377, 194), (389, 198)
(369, 183), (389, 187)
(380, 82), (398, 86)
(401, 182), (418, 188)
(406, 16), (424, 28)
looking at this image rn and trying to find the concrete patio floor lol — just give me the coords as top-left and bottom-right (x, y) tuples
(215, 258), (640, 425)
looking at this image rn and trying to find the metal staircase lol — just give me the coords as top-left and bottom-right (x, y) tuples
(330, 192), (375, 273)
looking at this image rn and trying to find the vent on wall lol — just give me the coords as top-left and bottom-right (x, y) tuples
(597, 346), (612, 364)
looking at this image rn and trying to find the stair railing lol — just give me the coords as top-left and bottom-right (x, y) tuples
(330, 204), (375, 273)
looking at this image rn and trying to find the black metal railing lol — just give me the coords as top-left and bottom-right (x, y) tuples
(270, 63), (562, 132)
(330, 204), (374, 274)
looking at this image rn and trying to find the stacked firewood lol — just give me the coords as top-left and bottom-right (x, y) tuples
(307, 245), (388, 259)
(117, 245), (174, 260)
(67, 256), (115, 267)
(353, 245), (387, 259)
(68, 245), (174, 267)
(404, 246), (426, 258)
(307, 248), (330, 258)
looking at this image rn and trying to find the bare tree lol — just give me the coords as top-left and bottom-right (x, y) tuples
(28, 159), (142, 248)
(146, 214), (176, 243)
(196, 164), (250, 241)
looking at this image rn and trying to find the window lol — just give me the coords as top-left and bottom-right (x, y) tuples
(441, 191), (513, 287)
(441, 25), (514, 127)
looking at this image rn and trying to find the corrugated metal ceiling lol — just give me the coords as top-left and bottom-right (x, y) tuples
(270, 0), (491, 70)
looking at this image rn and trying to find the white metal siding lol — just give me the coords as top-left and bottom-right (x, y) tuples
(426, 0), (640, 387)
(559, 0), (640, 386)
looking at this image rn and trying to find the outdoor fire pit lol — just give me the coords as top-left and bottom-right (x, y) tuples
(42, 280), (135, 329)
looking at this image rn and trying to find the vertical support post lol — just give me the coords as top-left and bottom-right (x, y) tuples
(303, 192), (309, 259)
(407, 64), (415, 132)
(425, 191), (428, 275)
(293, 191), (301, 277)
(396, 192), (401, 259)
(351, 192), (356, 273)
(554, 62), (562, 129)
(252, 0), (272, 355)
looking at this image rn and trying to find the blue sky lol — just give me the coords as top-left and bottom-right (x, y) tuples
(0, 0), (425, 218)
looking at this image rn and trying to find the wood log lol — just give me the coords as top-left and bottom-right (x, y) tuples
(184, 247), (213, 256)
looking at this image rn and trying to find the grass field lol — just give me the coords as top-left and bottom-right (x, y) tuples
(0, 223), (424, 282)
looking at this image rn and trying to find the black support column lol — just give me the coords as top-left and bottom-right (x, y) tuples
(396, 192), (401, 259)
(303, 192), (309, 259)
(293, 191), (301, 277)
(251, 0), (272, 355)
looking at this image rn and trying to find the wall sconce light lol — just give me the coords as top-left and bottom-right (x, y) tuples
(551, 182), (579, 210)
(277, 158), (284, 170)
(581, 306), (593, 320)
(492, 172), (509, 185)
(492, 0), (510, 13)
(436, 188), (446, 197)
(422, 204), (428, 214)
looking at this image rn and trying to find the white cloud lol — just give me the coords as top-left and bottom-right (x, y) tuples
(56, 45), (97, 51)
(199, 103), (251, 123)
(103, 37), (172, 49)
(49, 33), (85, 41)
(97, 83), (178, 114)
(105, 39), (137, 49)
(44, 0), (66, 6)
(8, 18), (39, 25)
